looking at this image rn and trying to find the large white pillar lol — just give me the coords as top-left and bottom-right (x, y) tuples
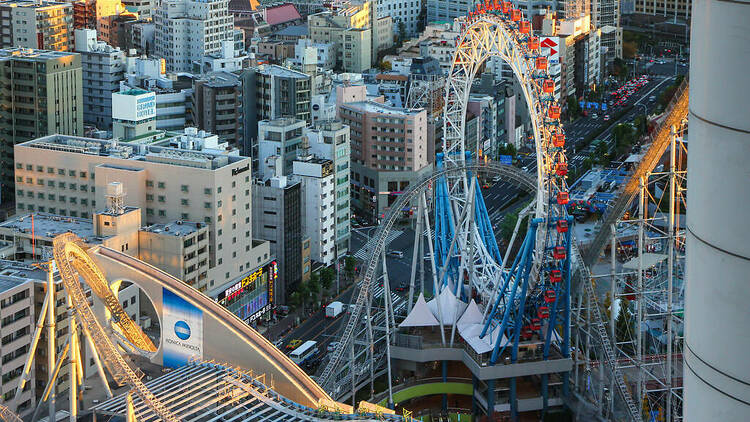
(684, 0), (750, 420)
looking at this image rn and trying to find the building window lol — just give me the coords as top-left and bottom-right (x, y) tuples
(158, 182), (165, 189)
(146, 180), (154, 187)
(146, 208), (154, 215)
(204, 202), (211, 209)
(181, 213), (189, 220)
(204, 188), (211, 195)
(158, 210), (166, 217)
(158, 195), (165, 202)
(181, 199), (189, 206)
(146, 194), (153, 201)
(181, 185), (189, 192)
(68, 170), (76, 177)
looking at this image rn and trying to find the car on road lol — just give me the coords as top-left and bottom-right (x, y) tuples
(327, 341), (340, 352)
(603, 115), (610, 121)
(395, 282), (408, 292)
(286, 339), (303, 350)
(387, 250), (404, 258)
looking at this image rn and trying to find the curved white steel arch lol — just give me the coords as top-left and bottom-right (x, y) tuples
(444, 13), (567, 218)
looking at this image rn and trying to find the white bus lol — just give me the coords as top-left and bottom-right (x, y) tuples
(289, 340), (318, 365)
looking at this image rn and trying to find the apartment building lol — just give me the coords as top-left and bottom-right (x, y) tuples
(293, 156), (336, 266)
(13, 128), (270, 293)
(257, 118), (306, 179)
(0, 261), (70, 417)
(191, 71), (243, 150)
(304, 120), (351, 254)
(339, 101), (430, 220)
(240, 65), (311, 169)
(592, 0), (622, 67)
(74, 29), (127, 130)
(377, 0), (420, 36)
(252, 170), (302, 304)
(153, 0), (235, 72)
(634, 0), (691, 20)
(308, 2), (374, 73)
(0, 48), (83, 194)
(0, 1), (74, 51)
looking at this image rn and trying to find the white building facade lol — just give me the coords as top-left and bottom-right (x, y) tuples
(153, 0), (235, 72)
(293, 157), (336, 266)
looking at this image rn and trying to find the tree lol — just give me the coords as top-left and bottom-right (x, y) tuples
(379, 61), (392, 71)
(567, 95), (581, 119)
(344, 256), (356, 279)
(623, 41), (637, 60)
(616, 299), (635, 355)
(321, 267), (335, 290)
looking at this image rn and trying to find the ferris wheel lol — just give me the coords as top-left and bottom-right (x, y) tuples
(319, 1), (575, 406)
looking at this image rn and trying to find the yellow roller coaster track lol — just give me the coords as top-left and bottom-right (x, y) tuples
(52, 233), (178, 422)
(60, 238), (157, 353)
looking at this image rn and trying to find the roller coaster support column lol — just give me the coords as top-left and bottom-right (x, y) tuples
(486, 379), (495, 419)
(46, 263), (56, 421)
(441, 361), (448, 411)
(381, 250), (394, 408)
(68, 294), (78, 422)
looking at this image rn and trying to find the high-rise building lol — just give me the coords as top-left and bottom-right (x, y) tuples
(258, 118), (306, 179)
(111, 88), (158, 139)
(240, 65), (311, 168)
(14, 128), (270, 293)
(634, 0), (691, 20)
(293, 155), (336, 266)
(304, 120), (351, 254)
(591, 0), (622, 67)
(338, 101), (431, 220)
(74, 29), (127, 130)
(308, 2), (374, 72)
(0, 48), (83, 194)
(191, 71), (244, 150)
(153, 0), (235, 72)
(252, 167), (302, 304)
(376, 0), (420, 36)
(0, 1), (74, 51)
(426, 0), (473, 23)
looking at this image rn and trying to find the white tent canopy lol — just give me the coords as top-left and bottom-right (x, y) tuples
(458, 322), (508, 354)
(427, 288), (468, 325)
(399, 293), (440, 328)
(457, 299), (483, 329)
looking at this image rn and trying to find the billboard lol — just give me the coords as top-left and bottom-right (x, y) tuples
(499, 155), (513, 165)
(217, 261), (277, 323)
(540, 37), (560, 65)
(112, 90), (156, 122)
(162, 288), (203, 368)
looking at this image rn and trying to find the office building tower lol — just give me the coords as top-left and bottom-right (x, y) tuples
(74, 29), (127, 130)
(0, 48), (82, 194)
(252, 166), (302, 304)
(304, 120), (351, 254)
(293, 155), (336, 266)
(153, 0), (235, 72)
(191, 71), (243, 150)
(240, 65), (311, 169)
(338, 101), (431, 220)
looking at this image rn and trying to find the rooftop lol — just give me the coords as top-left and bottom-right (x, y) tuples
(256, 64), (308, 78)
(265, 3), (301, 26)
(0, 213), (102, 242)
(0, 47), (76, 61)
(0, 0), (71, 8)
(18, 133), (247, 170)
(342, 100), (424, 116)
(119, 88), (150, 96)
(142, 221), (207, 237)
(0, 260), (46, 294)
(272, 24), (308, 38)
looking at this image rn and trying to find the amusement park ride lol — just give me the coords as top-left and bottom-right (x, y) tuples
(0, 2), (691, 422)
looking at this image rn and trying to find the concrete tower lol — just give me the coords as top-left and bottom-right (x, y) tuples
(684, 0), (750, 420)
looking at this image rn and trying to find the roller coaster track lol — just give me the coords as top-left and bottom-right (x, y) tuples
(571, 77), (689, 421)
(0, 405), (22, 422)
(52, 233), (178, 422)
(582, 78), (689, 267)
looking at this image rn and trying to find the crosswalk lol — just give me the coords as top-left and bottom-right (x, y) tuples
(353, 229), (404, 260)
